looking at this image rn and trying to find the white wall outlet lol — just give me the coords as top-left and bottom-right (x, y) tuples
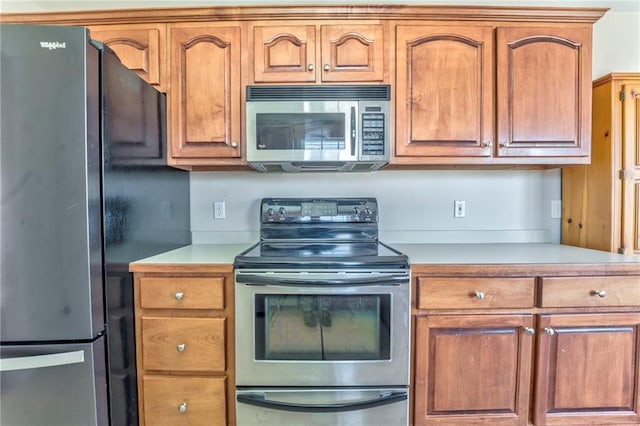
(551, 200), (562, 219)
(214, 201), (226, 219)
(454, 200), (466, 218)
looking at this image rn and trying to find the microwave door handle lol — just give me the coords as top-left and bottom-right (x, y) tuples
(350, 106), (356, 157)
(237, 391), (407, 413)
(235, 273), (408, 286)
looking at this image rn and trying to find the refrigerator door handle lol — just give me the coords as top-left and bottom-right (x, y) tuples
(0, 350), (85, 372)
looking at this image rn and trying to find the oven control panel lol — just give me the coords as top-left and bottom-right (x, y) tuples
(261, 198), (378, 223)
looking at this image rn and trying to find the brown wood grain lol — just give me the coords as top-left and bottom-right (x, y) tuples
(540, 276), (640, 307)
(140, 276), (225, 310)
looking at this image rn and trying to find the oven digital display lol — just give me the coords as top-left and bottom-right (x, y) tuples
(301, 202), (337, 217)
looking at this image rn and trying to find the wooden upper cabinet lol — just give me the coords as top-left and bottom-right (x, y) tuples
(395, 25), (494, 158)
(88, 24), (165, 90)
(621, 83), (640, 255)
(168, 24), (241, 162)
(253, 23), (386, 83)
(496, 27), (592, 159)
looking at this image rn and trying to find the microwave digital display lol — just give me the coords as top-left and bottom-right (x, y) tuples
(256, 113), (346, 150)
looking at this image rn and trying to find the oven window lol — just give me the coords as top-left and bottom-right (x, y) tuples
(254, 294), (391, 361)
(256, 113), (346, 150)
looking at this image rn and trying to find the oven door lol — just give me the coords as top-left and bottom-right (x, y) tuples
(245, 101), (358, 163)
(235, 270), (410, 387)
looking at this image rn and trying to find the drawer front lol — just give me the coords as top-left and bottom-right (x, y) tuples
(540, 276), (640, 307)
(142, 317), (225, 371)
(140, 277), (224, 310)
(143, 376), (226, 426)
(417, 277), (535, 309)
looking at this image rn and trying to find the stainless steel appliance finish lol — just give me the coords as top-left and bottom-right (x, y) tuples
(245, 85), (390, 172)
(236, 388), (408, 426)
(234, 198), (410, 425)
(0, 24), (191, 426)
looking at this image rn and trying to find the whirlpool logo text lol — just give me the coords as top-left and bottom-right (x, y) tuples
(40, 41), (67, 50)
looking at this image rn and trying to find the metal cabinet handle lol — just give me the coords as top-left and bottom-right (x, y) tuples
(544, 327), (555, 336)
(474, 291), (485, 300)
(176, 343), (186, 352)
(482, 141), (492, 148)
(230, 141), (238, 148)
(592, 290), (607, 298)
(174, 292), (184, 301)
(177, 402), (187, 413)
(307, 64), (314, 71)
(323, 64), (330, 71)
(499, 141), (509, 148)
(524, 327), (535, 335)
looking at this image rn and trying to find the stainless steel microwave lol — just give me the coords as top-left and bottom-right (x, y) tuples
(245, 85), (390, 172)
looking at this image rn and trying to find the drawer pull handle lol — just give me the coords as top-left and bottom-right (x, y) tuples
(544, 327), (555, 336)
(592, 290), (607, 298)
(178, 402), (187, 413)
(174, 292), (184, 301)
(307, 64), (314, 71)
(176, 343), (186, 352)
(474, 291), (485, 300)
(524, 327), (535, 335)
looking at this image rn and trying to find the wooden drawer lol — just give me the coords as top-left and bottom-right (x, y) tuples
(143, 376), (226, 426)
(417, 277), (535, 309)
(142, 317), (225, 371)
(140, 277), (224, 310)
(540, 276), (640, 307)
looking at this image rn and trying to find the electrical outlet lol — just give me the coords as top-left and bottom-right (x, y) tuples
(454, 200), (466, 218)
(551, 200), (562, 219)
(214, 201), (226, 219)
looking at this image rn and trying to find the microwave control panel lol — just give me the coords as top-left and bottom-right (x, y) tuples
(361, 111), (386, 156)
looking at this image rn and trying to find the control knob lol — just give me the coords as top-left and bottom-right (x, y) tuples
(278, 207), (287, 216)
(266, 208), (275, 217)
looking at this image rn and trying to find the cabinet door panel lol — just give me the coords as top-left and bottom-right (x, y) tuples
(253, 25), (316, 82)
(621, 84), (640, 255)
(396, 26), (493, 158)
(496, 27), (591, 158)
(414, 315), (533, 425)
(169, 25), (241, 159)
(320, 24), (385, 82)
(534, 313), (640, 425)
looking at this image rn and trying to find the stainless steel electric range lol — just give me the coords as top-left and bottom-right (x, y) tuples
(234, 198), (410, 426)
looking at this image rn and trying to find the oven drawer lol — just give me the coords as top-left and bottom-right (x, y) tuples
(417, 277), (535, 309)
(141, 317), (225, 371)
(139, 277), (225, 310)
(540, 276), (640, 307)
(143, 376), (226, 426)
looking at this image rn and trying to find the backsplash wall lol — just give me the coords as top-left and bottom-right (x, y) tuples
(191, 169), (561, 245)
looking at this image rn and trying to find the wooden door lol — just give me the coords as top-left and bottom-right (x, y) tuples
(320, 24), (385, 82)
(168, 24), (241, 160)
(395, 26), (494, 158)
(621, 84), (640, 255)
(253, 25), (316, 82)
(496, 27), (592, 159)
(414, 315), (533, 425)
(534, 313), (640, 425)
(88, 24), (165, 90)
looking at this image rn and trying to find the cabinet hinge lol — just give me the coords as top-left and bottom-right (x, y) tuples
(620, 90), (626, 102)
(618, 247), (625, 255)
(619, 169), (628, 179)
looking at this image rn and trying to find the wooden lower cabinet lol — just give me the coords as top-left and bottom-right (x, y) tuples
(534, 313), (640, 425)
(413, 314), (534, 426)
(133, 272), (235, 426)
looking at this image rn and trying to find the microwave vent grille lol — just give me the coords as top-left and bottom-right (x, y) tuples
(247, 85), (390, 101)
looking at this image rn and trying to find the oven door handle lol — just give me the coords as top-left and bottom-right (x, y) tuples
(237, 391), (407, 413)
(235, 274), (408, 287)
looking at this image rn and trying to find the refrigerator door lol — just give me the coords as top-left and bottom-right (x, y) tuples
(0, 24), (104, 342)
(0, 339), (108, 426)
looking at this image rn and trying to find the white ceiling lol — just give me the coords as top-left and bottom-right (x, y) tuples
(1, 0), (639, 13)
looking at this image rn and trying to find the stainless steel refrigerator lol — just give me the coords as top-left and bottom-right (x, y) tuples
(0, 24), (191, 426)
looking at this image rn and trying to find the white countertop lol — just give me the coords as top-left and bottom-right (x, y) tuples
(130, 242), (640, 266)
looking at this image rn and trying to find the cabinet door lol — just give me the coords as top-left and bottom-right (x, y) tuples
(496, 27), (592, 159)
(168, 25), (241, 160)
(534, 313), (640, 425)
(395, 26), (494, 158)
(414, 315), (533, 425)
(320, 24), (385, 82)
(621, 84), (640, 255)
(253, 25), (316, 82)
(88, 24), (165, 90)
